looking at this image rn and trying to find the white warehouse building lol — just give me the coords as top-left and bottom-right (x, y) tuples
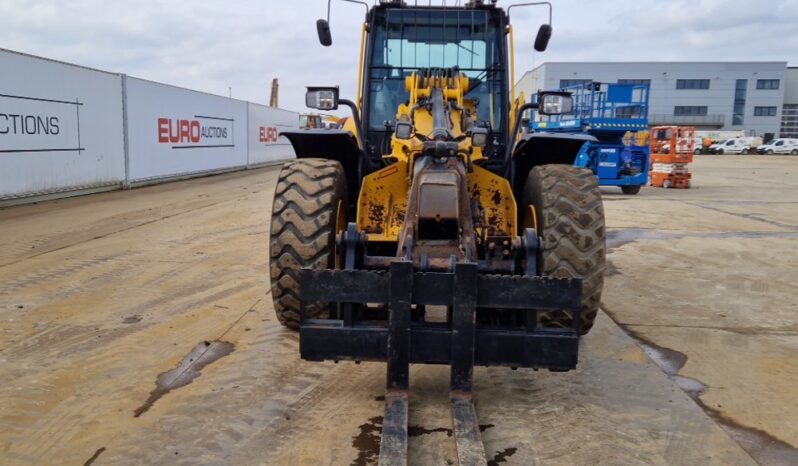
(516, 62), (789, 138)
(781, 67), (798, 138)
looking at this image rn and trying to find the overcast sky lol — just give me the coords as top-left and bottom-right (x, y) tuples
(1, 0), (796, 113)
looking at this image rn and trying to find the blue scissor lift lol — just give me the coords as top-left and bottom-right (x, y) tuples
(531, 82), (651, 194)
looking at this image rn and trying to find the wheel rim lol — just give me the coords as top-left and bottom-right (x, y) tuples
(524, 205), (539, 232)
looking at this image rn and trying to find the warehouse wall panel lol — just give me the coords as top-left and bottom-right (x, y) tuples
(0, 49), (125, 199)
(247, 103), (297, 166)
(1, 48), (300, 204)
(125, 77), (249, 182)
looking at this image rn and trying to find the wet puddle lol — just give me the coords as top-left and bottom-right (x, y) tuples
(133, 340), (234, 417)
(488, 447), (517, 466)
(408, 425), (451, 437)
(634, 337), (706, 399)
(704, 414), (798, 465)
(352, 416), (382, 466)
(626, 329), (798, 464)
(406, 422), (493, 438)
(82, 447), (106, 466)
(351, 415), (495, 465)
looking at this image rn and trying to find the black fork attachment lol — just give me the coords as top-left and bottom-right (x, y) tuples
(299, 261), (581, 465)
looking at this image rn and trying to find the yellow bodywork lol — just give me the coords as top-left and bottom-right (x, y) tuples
(356, 70), (517, 243)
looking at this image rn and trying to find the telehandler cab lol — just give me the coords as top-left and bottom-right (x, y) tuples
(270, 1), (605, 463)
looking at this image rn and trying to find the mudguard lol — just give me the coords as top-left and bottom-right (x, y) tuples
(511, 132), (597, 194)
(281, 129), (364, 201)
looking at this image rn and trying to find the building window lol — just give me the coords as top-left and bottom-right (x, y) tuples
(756, 79), (780, 90)
(781, 104), (798, 138)
(754, 106), (778, 117)
(559, 79), (591, 88)
(618, 79), (651, 86)
(733, 79), (747, 125)
(676, 79), (710, 90)
(674, 106), (708, 116)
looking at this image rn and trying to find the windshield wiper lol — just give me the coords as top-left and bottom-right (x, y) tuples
(456, 43), (477, 56)
(466, 63), (502, 96)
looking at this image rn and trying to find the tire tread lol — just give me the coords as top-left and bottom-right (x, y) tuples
(524, 165), (606, 334)
(269, 159), (346, 329)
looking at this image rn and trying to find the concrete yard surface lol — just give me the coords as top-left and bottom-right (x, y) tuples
(601, 155), (798, 465)
(0, 156), (796, 465)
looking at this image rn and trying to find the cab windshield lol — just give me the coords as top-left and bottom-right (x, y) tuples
(367, 8), (505, 132)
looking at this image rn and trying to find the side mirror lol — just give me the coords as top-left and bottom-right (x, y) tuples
(537, 92), (573, 115)
(534, 24), (552, 52)
(306, 86), (339, 110)
(317, 19), (332, 46)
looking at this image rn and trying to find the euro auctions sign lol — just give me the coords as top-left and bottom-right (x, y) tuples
(157, 116), (235, 149)
(259, 126), (278, 144)
(0, 93), (83, 154)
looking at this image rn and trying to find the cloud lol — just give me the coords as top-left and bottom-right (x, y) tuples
(1, 0), (796, 113)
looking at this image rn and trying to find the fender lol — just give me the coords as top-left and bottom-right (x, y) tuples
(280, 129), (365, 204)
(511, 132), (597, 194)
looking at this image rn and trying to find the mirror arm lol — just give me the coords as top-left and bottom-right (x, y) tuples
(341, 0), (369, 16)
(502, 102), (536, 177)
(326, 0), (370, 20)
(339, 98), (373, 171)
(507, 2), (552, 25)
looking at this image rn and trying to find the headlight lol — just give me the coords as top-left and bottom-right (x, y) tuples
(470, 128), (488, 147)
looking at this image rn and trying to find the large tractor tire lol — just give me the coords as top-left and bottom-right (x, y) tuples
(522, 165), (606, 335)
(269, 158), (347, 329)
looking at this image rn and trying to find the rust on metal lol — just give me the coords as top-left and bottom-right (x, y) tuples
(491, 189), (502, 206)
(466, 165), (516, 238)
(368, 203), (386, 230)
(450, 392), (487, 466)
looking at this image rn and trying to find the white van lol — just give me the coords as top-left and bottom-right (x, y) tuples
(709, 138), (751, 154)
(758, 138), (798, 155)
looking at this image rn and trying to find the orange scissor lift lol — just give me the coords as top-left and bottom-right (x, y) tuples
(649, 126), (695, 188)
